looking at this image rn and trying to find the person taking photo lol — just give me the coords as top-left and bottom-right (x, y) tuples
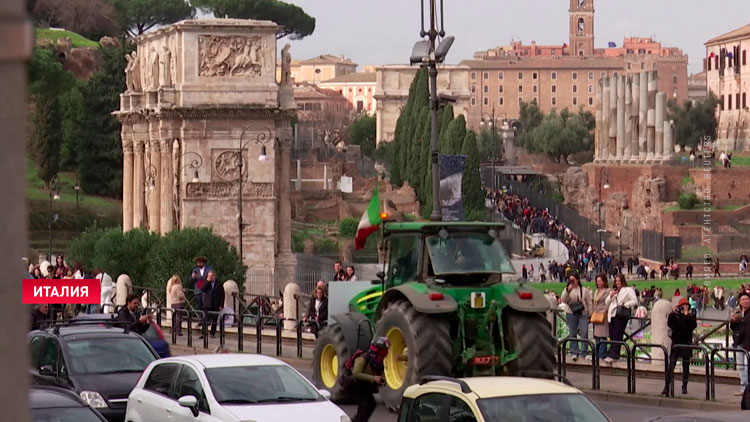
(662, 298), (697, 396)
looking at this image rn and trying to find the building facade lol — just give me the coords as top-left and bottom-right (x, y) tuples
(317, 72), (377, 114)
(688, 71), (707, 104)
(277, 54), (358, 85)
(705, 24), (750, 150)
(293, 83), (352, 147)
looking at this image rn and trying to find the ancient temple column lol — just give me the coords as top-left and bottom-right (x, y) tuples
(647, 71), (657, 159)
(631, 74), (640, 160)
(663, 120), (674, 161)
(600, 78), (610, 160)
(159, 139), (173, 234)
(133, 141), (145, 229)
(616, 75), (626, 160)
(638, 71), (648, 160)
(655, 92), (665, 158)
(148, 140), (161, 233)
(623, 76), (632, 160)
(122, 137), (134, 231)
(608, 76), (617, 161)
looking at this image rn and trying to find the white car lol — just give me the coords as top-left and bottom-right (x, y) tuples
(125, 354), (350, 422)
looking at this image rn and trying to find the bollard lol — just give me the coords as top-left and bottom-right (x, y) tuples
(237, 314), (244, 352)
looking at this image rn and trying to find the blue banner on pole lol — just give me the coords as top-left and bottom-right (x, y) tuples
(439, 154), (466, 221)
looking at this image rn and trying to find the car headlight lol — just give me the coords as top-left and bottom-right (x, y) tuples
(340, 415), (351, 422)
(80, 391), (108, 408)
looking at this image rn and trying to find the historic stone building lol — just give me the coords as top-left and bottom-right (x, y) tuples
(115, 19), (296, 295)
(276, 53), (358, 85)
(705, 24), (750, 150)
(318, 71), (378, 114)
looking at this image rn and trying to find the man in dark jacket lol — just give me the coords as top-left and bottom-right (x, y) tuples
(201, 271), (224, 338)
(30, 304), (49, 331)
(190, 257), (213, 312)
(115, 294), (151, 335)
(730, 291), (750, 396)
(662, 298), (697, 396)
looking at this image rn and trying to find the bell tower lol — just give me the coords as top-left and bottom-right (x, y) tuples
(569, 0), (595, 56)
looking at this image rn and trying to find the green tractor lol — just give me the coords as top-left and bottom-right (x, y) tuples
(312, 222), (556, 410)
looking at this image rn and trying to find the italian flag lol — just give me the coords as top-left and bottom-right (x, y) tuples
(354, 186), (381, 250)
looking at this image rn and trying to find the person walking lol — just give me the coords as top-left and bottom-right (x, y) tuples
(685, 263), (693, 280)
(604, 274), (638, 363)
(168, 275), (186, 336)
(713, 258), (721, 277)
(521, 264), (528, 281)
(539, 263), (547, 283)
(560, 273), (593, 361)
(662, 298), (698, 396)
(730, 291), (750, 396)
(190, 257), (213, 315)
(347, 337), (389, 422)
(591, 274), (611, 360)
(201, 271), (224, 338)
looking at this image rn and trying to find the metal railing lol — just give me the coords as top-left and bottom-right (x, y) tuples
(709, 347), (750, 400)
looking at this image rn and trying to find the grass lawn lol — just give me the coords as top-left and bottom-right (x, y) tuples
(729, 155), (750, 167)
(663, 203), (745, 212)
(35, 28), (98, 48)
(26, 159), (120, 212)
(531, 278), (748, 297)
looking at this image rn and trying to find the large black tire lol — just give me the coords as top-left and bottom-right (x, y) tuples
(311, 324), (352, 402)
(504, 311), (556, 376)
(375, 300), (453, 411)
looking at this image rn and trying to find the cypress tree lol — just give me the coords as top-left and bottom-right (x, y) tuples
(443, 114), (467, 155)
(32, 94), (63, 187)
(461, 130), (484, 214)
(438, 105), (454, 153)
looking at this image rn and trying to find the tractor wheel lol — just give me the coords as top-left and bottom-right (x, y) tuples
(375, 300), (453, 411)
(504, 311), (556, 376)
(312, 324), (351, 402)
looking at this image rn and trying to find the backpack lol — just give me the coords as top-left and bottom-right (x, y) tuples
(339, 349), (367, 387)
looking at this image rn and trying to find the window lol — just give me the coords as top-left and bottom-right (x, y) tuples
(483, 97), (489, 106)
(498, 85), (504, 93)
(720, 95), (724, 110)
(589, 97), (594, 106)
(498, 72), (504, 79)
(470, 72), (476, 80)
(483, 72), (489, 80)
(572, 72), (578, 80)
(518, 97), (523, 105)
(357, 101), (364, 112)
(641, 63), (645, 70)
(588, 84), (593, 93)
(627, 63), (632, 70)
(499, 97), (504, 105)
(652, 63), (657, 70)
(448, 396), (478, 422)
(708, 59), (712, 71)
(573, 97), (578, 106)
(471, 98), (477, 106)
(532, 96), (538, 104)
(532, 72), (538, 80)
(737, 94), (741, 110)
(145, 363), (180, 396)
(744, 93), (747, 109)
(729, 94), (733, 110)
(471, 85), (476, 93)
(173, 365), (209, 412)
(672, 76), (678, 84)
(613, 72), (619, 77)
(518, 72), (524, 80)
(551, 85), (557, 93)
(638, 49), (646, 54)
(715, 56), (719, 69)
(744, 50), (747, 66)
(518, 85), (523, 93)
(600, 72), (606, 79)
(573, 85), (578, 93)
(551, 72), (557, 80)
(483, 85), (489, 93)
(533, 85), (538, 93)
(552, 97), (557, 106)
(413, 394), (448, 422)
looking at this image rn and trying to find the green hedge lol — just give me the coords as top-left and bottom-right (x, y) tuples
(338, 218), (358, 238)
(678, 192), (698, 210)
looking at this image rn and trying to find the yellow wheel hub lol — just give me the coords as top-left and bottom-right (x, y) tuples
(385, 327), (408, 390)
(320, 344), (339, 388)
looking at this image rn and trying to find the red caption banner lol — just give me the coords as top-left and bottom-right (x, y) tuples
(22, 279), (101, 304)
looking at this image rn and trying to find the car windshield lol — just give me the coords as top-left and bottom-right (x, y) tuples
(32, 407), (103, 422)
(426, 232), (515, 275)
(65, 338), (156, 375)
(205, 365), (322, 404)
(477, 393), (609, 422)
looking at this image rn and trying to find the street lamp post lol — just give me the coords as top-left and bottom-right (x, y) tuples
(47, 175), (61, 261)
(598, 168), (610, 250)
(236, 124), (276, 268)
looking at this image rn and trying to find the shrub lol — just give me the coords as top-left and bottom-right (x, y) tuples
(92, 228), (159, 286)
(680, 175), (695, 186)
(678, 193), (698, 210)
(338, 218), (358, 239)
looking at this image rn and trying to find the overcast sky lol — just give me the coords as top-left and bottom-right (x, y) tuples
(252, 0), (750, 74)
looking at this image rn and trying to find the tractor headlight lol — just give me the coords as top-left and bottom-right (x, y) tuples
(79, 391), (108, 408)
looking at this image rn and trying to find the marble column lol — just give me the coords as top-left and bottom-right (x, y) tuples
(647, 71), (657, 160)
(616, 75), (626, 160)
(148, 140), (161, 233)
(279, 140), (292, 253)
(133, 141), (145, 229)
(122, 138), (134, 231)
(638, 71), (648, 160)
(631, 74), (640, 161)
(159, 139), (173, 234)
(623, 76), (632, 160)
(601, 78), (610, 160)
(655, 92), (665, 158)
(608, 76), (617, 161)
(663, 120), (674, 161)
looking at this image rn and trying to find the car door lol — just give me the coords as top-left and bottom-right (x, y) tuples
(168, 364), (216, 422)
(133, 363), (180, 422)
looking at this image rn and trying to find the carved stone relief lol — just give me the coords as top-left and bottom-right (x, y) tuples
(198, 35), (264, 77)
(213, 150), (245, 181)
(186, 182), (274, 199)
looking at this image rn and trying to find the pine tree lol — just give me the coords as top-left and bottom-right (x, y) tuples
(460, 130), (483, 214)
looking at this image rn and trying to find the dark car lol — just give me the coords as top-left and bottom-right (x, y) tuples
(30, 386), (107, 422)
(72, 313), (172, 358)
(29, 322), (160, 422)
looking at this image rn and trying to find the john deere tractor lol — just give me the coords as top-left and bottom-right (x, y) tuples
(312, 222), (556, 410)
